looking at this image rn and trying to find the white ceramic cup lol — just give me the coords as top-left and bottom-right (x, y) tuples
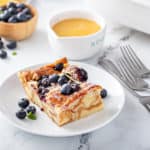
(48, 10), (106, 60)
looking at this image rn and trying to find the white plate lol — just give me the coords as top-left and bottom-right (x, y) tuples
(0, 62), (125, 137)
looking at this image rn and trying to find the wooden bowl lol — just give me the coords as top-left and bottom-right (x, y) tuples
(0, 4), (38, 41)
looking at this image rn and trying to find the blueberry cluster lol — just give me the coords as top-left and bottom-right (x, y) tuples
(0, 37), (17, 59)
(37, 75), (80, 97)
(0, 2), (33, 23)
(16, 98), (36, 120)
(36, 64), (90, 96)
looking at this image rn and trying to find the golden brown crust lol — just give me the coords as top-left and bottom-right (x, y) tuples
(18, 57), (68, 83)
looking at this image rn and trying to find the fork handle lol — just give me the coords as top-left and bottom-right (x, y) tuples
(142, 71), (150, 78)
(138, 87), (150, 91)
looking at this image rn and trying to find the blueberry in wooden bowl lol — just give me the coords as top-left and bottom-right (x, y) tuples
(0, 2), (38, 41)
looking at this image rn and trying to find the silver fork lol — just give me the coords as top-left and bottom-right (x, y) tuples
(99, 58), (150, 112)
(117, 58), (150, 91)
(120, 45), (150, 78)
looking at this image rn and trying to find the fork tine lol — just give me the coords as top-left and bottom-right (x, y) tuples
(121, 55), (136, 76)
(119, 58), (136, 84)
(126, 45), (146, 69)
(117, 63), (133, 88)
(120, 46), (139, 70)
(117, 60), (134, 86)
(120, 46), (139, 71)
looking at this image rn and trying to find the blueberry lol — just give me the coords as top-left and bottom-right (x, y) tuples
(27, 106), (36, 114)
(1, 10), (11, 21)
(61, 83), (74, 95)
(0, 40), (3, 49)
(6, 41), (17, 49)
(41, 78), (50, 87)
(16, 3), (26, 9)
(100, 89), (107, 98)
(7, 2), (16, 9)
(18, 98), (29, 109)
(26, 14), (32, 20)
(0, 50), (7, 59)
(37, 86), (44, 94)
(39, 94), (45, 100)
(76, 68), (88, 82)
(54, 63), (64, 71)
(71, 83), (80, 92)
(8, 7), (16, 14)
(48, 74), (59, 84)
(58, 75), (69, 86)
(17, 12), (28, 22)
(22, 7), (30, 14)
(41, 75), (49, 79)
(16, 109), (26, 119)
(38, 87), (49, 95)
(8, 15), (18, 23)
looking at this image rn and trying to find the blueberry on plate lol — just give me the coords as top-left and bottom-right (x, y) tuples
(61, 83), (74, 95)
(6, 41), (17, 49)
(16, 109), (26, 119)
(41, 78), (50, 87)
(0, 40), (4, 49)
(18, 98), (29, 109)
(58, 75), (69, 86)
(71, 83), (80, 92)
(42, 88), (49, 95)
(100, 89), (107, 98)
(0, 50), (7, 59)
(76, 68), (88, 82)
(54, 63), (64, 71)
(48, 74), (59, 84)
(27, 106), (36, 114)
(8, 15), (18, 23)
(37, 86), (44, 94)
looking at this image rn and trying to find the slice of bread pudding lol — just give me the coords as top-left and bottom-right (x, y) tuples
(18, 57), (104, 126)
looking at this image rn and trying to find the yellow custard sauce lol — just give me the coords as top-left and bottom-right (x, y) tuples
(52, 18), (101, 37)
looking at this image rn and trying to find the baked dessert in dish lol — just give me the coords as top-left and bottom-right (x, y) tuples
(18, 57), (104, 126)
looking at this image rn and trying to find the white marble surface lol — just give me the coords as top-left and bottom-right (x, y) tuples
(0, 0), (150, 150)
